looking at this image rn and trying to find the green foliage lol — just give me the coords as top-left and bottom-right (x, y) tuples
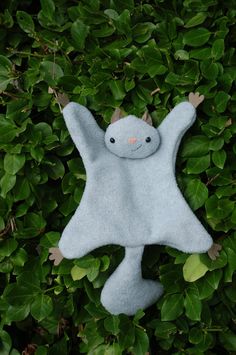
(0, 0), (235, 353)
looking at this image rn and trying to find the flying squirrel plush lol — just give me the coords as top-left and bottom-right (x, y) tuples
(49, 92), (221, 316)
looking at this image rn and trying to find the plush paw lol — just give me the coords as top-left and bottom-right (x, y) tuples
(49, 247), (64, 266)
(188, 92), (204, 108)
(207, 243), (222, 260)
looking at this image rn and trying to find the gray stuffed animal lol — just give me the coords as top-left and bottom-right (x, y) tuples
(49, 93), (220, 315)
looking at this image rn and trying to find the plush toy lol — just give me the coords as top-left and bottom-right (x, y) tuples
(49, 93), (221, 315)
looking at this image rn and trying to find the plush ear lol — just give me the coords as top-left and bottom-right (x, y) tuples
(142, 111), (153, 126)
(111, 108), (123, 123)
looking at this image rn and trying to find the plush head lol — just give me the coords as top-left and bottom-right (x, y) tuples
(105, 112), (161, 159)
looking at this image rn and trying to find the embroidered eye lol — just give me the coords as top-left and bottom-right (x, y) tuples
(145, 137), (151, 143)
(110, 137), (115, 143)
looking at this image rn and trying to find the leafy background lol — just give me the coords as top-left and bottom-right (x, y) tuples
(0, 0), (236, 354)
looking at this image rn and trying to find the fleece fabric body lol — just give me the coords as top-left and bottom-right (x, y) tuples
(58, 101), (213, 315)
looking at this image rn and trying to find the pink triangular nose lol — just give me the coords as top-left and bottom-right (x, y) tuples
(128, 137), (137, 144)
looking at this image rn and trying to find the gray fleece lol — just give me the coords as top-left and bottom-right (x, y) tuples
(58, 101), (213, 315)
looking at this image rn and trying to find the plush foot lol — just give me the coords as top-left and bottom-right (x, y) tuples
(49, 247), (64, 265)
(100, 246), (163, 315)
(101, 277), (163, 316)
(208, 243), (222, 260)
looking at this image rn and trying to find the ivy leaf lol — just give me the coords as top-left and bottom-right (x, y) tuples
(71, 19), (90, 50)
(211, 39), (224, 60)
(40, 0), (55, 21)
(161, 293), (184, 321)
(184, 179), (208, 210)
(219, 331), (236, 351)
(104, 316), (120, 335)
(184, 285), (202, 321)
(186, 155), (210, 174)
(183, 28), (211, 47)
(132, 328), (149, 355)
(224, 247), (236, 282)
(0, 173), (16, 198)
(212, 150), (227, 169)
(0, 120), (17, 143)
(40, 61), (64, 86)
(16, 11), (35, 35)
(0, 239), (18, 257)
(184, 13), (207, 28)
(214, 91), (230, 113)
(205, 196), (234, 220)
(71, 265), (87, 281)
(183, 254), (209, 282)
(132, 22), (156, 43)
(196, 270), (223, 299)
(4, 153), (25, 175)
(31, 294), (53, 321)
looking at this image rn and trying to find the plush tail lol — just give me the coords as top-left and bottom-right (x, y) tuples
(101, 246), (163, 315)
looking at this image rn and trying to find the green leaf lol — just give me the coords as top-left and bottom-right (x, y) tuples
(224, 247), (236, 282)
(16, 11), (35, 34)
(183, 254), (209, 282)
(4, 154), (25, 175)
(214, 91), (230, 113)
(0, 173), (16, 198)
(13, 177), (30, 201)
(185, 13), (207, 28)
(4, 283), (40, 306)
(0, 330), (12, 354)
(119, 318), (135, 348)
(196, 270), (223, 299)
(11, 248), (28, 267)
(5, 304), (30, 322)
(132, 328), (149, 355)
(161, 293), (184, 321)
(190, 47), (211, 59)
(181, 136), (210, 158)
(174, 49), (189, 60)
(212, 150), (226, 169)
(40, 61), (64, 86)
(0, 239), (18, 257)
(31, 294), (53, 321)
(205, 196), (234, 220)
(40, 0), (55, 21)
(211, 39), (224, 60)
(152, 320), (177, 339)
(184, 179), (208, 210)
(0, 55), (12, 74)
(46, 156), (65, 180)
(209, 137), (224, 151)
(0, 75), (14, 92)
(71, 265), (87, 281)
(219, 331), (236, 351)
(183, 28), (211, 47)
(71, 19), (90, 50)
(189, 327), (204, 344)
(108, 80), (126, 101)
(186, 154), (210, 174)
(0, 120), (17, 143)
(132, 22), (156, 43)
(104, 316), (120, 335)
(200, 60), (219, 80)
(184, 285), (202, 321)
(200, 250), (228, 271)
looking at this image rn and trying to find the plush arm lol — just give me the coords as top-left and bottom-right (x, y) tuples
(157, 93), (204, 165)
(63, 102), (105, 165)
(158, 101), (196, 164)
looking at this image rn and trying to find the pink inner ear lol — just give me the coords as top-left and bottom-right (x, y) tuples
(111, 108), (123, 123)
(142, 112), (153, 126)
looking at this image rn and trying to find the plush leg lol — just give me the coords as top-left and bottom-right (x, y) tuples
(101, 246), (163, 315)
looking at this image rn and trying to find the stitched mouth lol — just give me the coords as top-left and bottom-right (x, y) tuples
(131, 144), (142, 152)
